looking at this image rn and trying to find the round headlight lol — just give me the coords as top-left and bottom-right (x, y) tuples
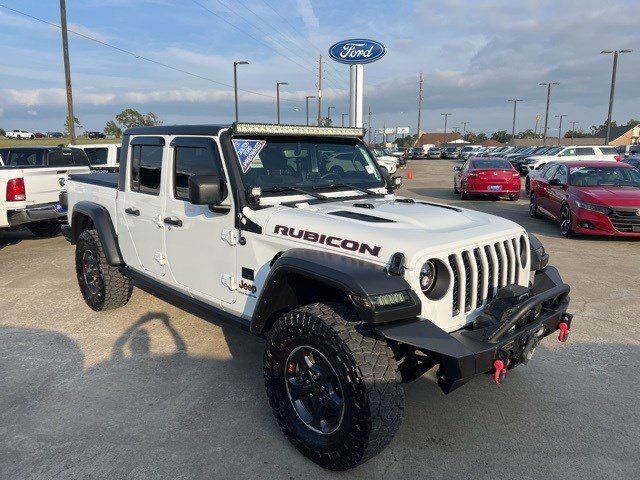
(419, 260), (437, 294)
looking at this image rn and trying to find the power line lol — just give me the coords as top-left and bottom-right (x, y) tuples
(0, 3), (302, 104)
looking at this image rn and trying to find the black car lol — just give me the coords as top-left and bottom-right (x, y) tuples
(47, 132), (64, 138)
(87, 131), (106, 139)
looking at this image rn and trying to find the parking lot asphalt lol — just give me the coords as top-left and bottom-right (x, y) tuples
(1, 159), (639, 480)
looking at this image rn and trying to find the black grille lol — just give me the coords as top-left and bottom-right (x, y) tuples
(462, 251), (473, 312)
(448, 255), (460, 315)
(495, 243), (504, 287)
(484, 245), (495, 301)
(474, 248), (484, 307)
(608, 208), (640, 233)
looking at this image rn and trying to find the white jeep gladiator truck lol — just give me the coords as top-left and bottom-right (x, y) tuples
(61, 123), (573, 470)
(1, 146), (91, 236)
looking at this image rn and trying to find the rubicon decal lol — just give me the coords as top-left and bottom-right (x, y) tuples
(274, 225), (381, 257)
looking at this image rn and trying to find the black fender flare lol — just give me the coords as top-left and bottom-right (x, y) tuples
(250, 248), (421, 335)
(71, 201), (124, 266)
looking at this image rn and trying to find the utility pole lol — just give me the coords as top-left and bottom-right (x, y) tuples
(601, 49), (633, 143)
(233, 61), (249, 124)
(305, 95), (315, 126)
(569, 121), (579, 141)
(327, 106), (335, 125)
(59, 0), (76, 144)
(317, 54), (323, 126)
(461, 121), (469, 138)
(341, 113), (348, 127)
(555, 114), (567, 145)
(508, 99), (523, 144)
(367, 105), (372, 145)
(276, 82), (288, 124)
(416, 72), (424, 145)
(539, 82), (560, 145)
(441, 113), (451, 143)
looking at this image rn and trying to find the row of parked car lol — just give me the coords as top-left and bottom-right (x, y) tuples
(3, 129), (107, 140)
(450, 145), (640, 238)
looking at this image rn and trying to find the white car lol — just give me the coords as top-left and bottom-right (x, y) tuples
(70, 143), (121, 168)
(460, 145), (482, 160)
(520, 145), (619, 173)
(372, 148), (398, 174)
(6, 129), (35, 140)
(62, 122), (572, 471)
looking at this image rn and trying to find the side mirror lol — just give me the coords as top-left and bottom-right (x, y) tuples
(453, 166), (461, 171)
(188, 174), (227, 205)
(548, 178), (562, 187)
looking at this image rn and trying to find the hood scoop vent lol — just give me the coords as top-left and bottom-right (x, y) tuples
(328, 210), (395, 223)
(353, 202), (375, 209)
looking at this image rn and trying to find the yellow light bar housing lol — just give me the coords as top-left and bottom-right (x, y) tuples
(232, 122), (364, 138)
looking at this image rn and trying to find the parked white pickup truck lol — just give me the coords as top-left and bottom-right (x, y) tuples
(70, 143), (121, 169)
(61, 123), (572, 470)
(6, 129), (35, 140)
(0, 146), (90, 236)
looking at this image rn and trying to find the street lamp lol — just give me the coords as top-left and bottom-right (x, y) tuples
(341, 113), (348, 127)
(539, 82), (560, 145)
(441, 113), (452, 141)
(507, 99), (523, 144)
(305, 95), (315, 126)
(276, 82), (288, 124)
(327, 106), (335, 125)
(600, 49), (633, 143)
(233, 61), (249, 123)
(555, 114), (567, 145)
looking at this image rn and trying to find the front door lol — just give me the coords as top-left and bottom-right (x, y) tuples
(163, 137), (237, 304)
(121, 136), (166, 276)
(547, 164), (569, 220)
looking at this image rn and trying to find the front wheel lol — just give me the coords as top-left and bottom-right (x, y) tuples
(264, 302), (403, 471)
(560, 204), (574, 237)
(529, 194), (541, 218)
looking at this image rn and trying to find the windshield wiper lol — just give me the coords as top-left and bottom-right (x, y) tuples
(312, 182), (379, 196)
(262, 186), (328, 200)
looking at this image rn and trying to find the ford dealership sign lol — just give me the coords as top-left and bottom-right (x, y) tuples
(328, 39), (386, 64)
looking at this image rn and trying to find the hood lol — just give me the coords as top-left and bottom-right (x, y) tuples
(577, 186), (640, 206)
(250, 195), (524, 268)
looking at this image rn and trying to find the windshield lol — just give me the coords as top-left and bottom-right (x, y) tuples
(570, 166), (640, 187)
(233, 137), (385, 194)
(472, 159), (513, 169)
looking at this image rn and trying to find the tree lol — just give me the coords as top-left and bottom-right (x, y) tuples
(394, 134), (418, 148)
(0, 128), (6, 137)
(320, 117), (333, 127)
(490, 130), (511, 143)
(625, 119), (640, 127)
(516, 129), (539, 139)
(64, 116), (83, 136)
(104, 120), (122, 138)
(564, 130), (588, 138)
(114, 108), (163, 129)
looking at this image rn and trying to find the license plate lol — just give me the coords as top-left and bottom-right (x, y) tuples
(489, 185), (502, 191)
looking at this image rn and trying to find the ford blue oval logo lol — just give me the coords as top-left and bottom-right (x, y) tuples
(328, 39), (386, 64)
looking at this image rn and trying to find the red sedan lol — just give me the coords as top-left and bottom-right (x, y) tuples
(529, 161), (640, 237)
(454, 158), (521, 200)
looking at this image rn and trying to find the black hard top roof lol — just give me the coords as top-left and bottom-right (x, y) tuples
(124, 124), (230, 136)
(2, 145), (81, 151)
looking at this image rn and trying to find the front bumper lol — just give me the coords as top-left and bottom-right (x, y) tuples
(377, 265), (572, 393)
(6, 202), (67, 228)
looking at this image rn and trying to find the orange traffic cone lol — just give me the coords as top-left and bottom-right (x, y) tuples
(406, 168), (414, 180)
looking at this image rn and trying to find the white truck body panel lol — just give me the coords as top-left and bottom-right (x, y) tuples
(70, 143), (120, 167)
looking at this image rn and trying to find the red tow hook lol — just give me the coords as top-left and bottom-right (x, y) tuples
(558, 322), (570, 343)
(493, 359), (508, 385)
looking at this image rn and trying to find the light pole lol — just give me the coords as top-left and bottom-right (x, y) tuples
(555, 114), (567, 145)
(327, 106), (335, 125)
(534, 115), (540, 136)
(600, 49), (633, 143)
(341, 113), (348, 127)
(461, 121), (469, 138)
(233, 61), (249, 124)
(441, 113), (451, 143)
(508, 99), (523, 144)
(276, 82), (288, 124)
(305, 95), (315, 126)
(569, 121), (579, 141)
(59, 0), (76, 144)
(539, 82), (560, 145)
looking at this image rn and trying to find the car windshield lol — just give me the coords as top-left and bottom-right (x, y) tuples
(234, 137), (385, 194)
(569, 166), (640, 187)
(472, 159), (513, 169)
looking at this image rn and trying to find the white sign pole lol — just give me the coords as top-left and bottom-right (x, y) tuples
(349, 64), (364, 127)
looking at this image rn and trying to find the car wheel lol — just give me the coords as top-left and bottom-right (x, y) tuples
(75, 229), (133, 311)
(529, 194), (541, 218)
(264, 302), (403, 471)
(460, 183), (469, 200)
(509, 194), (520, 201)
(560, 204), (574, 237)
(453, 180), (460, 194)
(27, 220), (62, 237)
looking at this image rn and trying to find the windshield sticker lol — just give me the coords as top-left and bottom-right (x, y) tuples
(232, 139), (267, 173)
(365, 165), (375, 174)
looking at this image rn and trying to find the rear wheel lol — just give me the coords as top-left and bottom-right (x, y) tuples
(560, 204), (574, 237)
(27, 220), (61, 237)
(509, 194), (520, 201)
(264, 302), (403, 471)
(460, 183), (469, 200)
(75, 229), (133, 311)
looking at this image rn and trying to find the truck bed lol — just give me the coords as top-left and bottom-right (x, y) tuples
(68, 172), (118, 189)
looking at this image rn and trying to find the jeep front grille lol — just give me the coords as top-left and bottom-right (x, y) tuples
(449, 237), (525, 316)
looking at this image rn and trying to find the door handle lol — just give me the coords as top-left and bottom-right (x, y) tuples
(125, 207), (140, 216)
(164, 217), (183, 227)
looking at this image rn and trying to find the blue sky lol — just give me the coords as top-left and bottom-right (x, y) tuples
(1, 0), (639, 137)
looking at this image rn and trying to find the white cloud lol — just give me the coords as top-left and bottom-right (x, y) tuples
(27, 110), (38, 116)
(68, 23), (108, 43)
(296, 0), (319, 30)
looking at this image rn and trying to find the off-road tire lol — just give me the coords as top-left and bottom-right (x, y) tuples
(264, 302), (403, 471)
(27, 220), (61, 237)
(75, 229), (133, 311)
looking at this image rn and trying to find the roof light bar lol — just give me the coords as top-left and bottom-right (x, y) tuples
(232, 122), (364, 138)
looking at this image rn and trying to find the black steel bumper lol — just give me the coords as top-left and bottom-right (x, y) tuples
(7, 202), (66, 227)
(377, 266), (572, 394)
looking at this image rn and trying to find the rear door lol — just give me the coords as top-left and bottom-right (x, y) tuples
(121, 136), (166, 277)
(163, 137), (237, 304)
(535, 164), (559, 217)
